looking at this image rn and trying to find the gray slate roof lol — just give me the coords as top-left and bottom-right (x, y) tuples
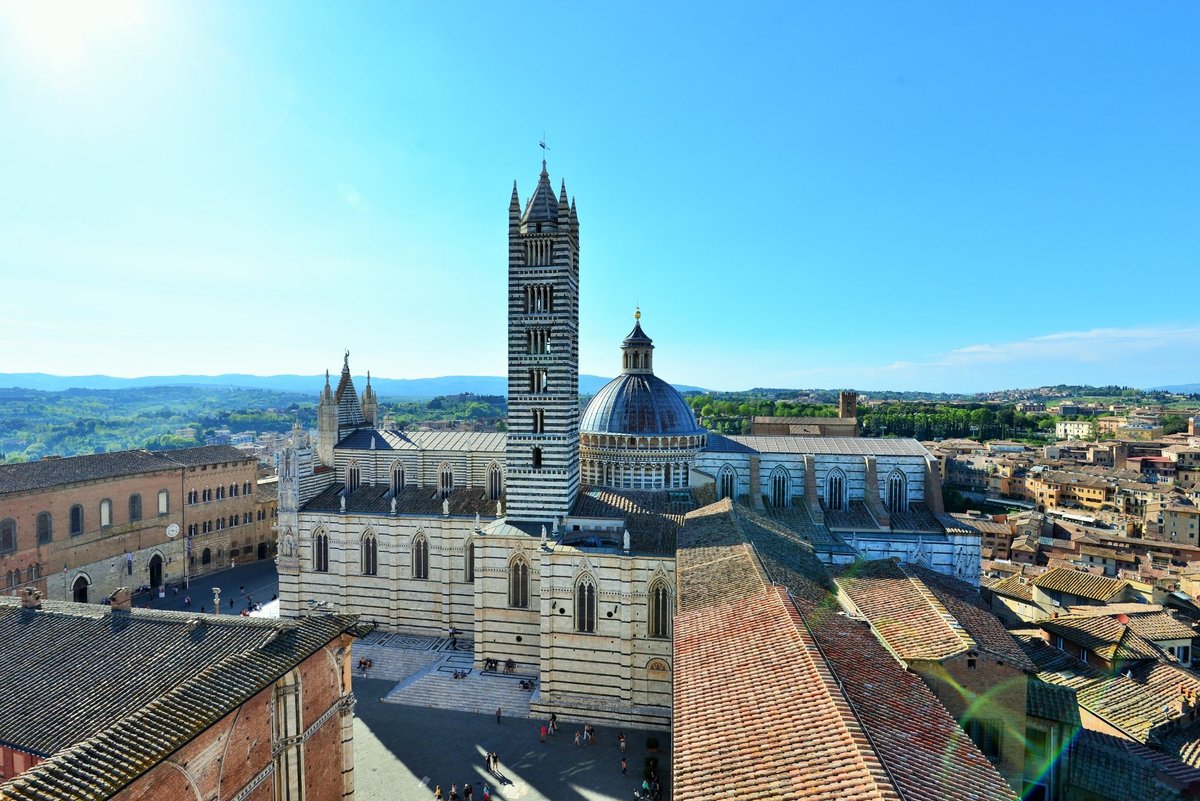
(706, 434), (931, 457)
(336, 428), (506, 453)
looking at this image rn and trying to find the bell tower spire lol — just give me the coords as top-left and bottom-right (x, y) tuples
(505, 157), (581, 523)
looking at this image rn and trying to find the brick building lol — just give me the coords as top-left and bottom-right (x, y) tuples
(0, 588), (363, 800)
(0, 446), (258, 604)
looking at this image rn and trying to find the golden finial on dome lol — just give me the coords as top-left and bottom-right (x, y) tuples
(634, 305), (641, 321)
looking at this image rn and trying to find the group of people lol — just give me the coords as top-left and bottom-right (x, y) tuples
(356, 657), (374, 675)
(432, 781), (489, 801)
(451, 669), (469, 679)
(517, 678), (536, 691)
(480, 658), (517, 674)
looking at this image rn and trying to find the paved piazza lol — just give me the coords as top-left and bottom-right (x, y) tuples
(351, 633), (671, 801)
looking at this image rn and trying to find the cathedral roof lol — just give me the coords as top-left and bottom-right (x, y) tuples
(334, 352), (366, 429)
(581, 373), (703, 436)
(519, 161), (561, 230)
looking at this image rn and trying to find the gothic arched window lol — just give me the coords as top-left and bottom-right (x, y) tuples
(575, 575), (597, 633)
(509, 556), (529, 608)
(826, 468), (846, 512)
(314, 529), (329, 573)
(718, 465), (736, 501)
(361, 531), (377, 576)
(392, 463), (406, 495)
(769, 466), (790, 508)
(412, 533), (429, 580)
(887, 469), (908, 513)
(488, 462), (503, 501)
(347, 462), (361, 493)
(439, 463), (454, 499)
(648, 579), (671, 639)
(70, 504), (84, 536)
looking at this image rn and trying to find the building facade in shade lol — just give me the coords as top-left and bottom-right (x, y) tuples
(276, 161), (976, 727)
(0, 446), (262, 605)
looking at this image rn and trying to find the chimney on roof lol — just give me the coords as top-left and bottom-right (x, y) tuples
(20, 588), (42, 609)
(109, 587), (132, 612)
(1116, 612), (1129, 625)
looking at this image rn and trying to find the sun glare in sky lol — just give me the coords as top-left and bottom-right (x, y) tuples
(1, 0), (148, 74)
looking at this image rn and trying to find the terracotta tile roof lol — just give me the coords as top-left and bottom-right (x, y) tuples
(835, 559), (975, 662)
(1014, 630), (1200, 746)
(0, 598), (361, 800)
(1033, 566), (1127, 601)
(1126, 612), (1198, 643)
(730, 507), (1018, 801)
(1070, 729), (1200, 800)
(1025, 679), (1081, 726)
(572, 486), (692, 555)
(1039, 616), (1163, 663)
(908, 564), (1036, 672)
(0, 446), (252, 496)
(985, 574), (1034, 603)
(674, 587), (901, 801)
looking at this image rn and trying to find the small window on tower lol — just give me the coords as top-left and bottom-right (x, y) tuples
(532, 447), (543, 469)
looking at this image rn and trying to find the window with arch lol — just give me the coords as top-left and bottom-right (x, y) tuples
(718, 466), (736, 501)
(531, 408), (545, 434)
(243, 481), (252, 495)
(575, 575), (597, 633)
(347, 463), (361, 493)
(229, 515), (238, 528)
(158, 489), (169, 516)
(201, 548), (212, 565)
(826, 469), (846, 512)
(391, 463), (406, 495)
(464, 540), (475, 583)
(36, 512), (52, 545)
(439, 464), (454, 499)
(216, 518), (225, 531)
(412, 533), (429, 579)
(0, 518), (15, 554)
(203, 488), (212, 502)
(27, 564), (40, 582)
(532, 447), (543, 469)
(509, 556), (529, 608)
(100, 499), (112, 528)
(128, 494), (142, 522)
(648, 579), (671, 639)
(70, 504), (84, 536)
(488, 463), (503, 501)
(230, 483), (239, 497)
(314, 530), (329, 572)
(887, 469), (908, 513)
(769, 466), (790, 508)
(216, 486), (225, 500)
(361, 531), (378, 576)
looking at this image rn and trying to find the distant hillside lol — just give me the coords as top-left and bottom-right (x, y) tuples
(0, 373), (707, 398)
(1150, 383), (1200, 393)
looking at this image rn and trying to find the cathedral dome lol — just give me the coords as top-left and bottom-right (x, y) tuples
(580, 312), (702, 437)
(581, 373), (703, 436)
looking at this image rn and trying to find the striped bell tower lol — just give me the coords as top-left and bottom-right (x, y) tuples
(505, 160), (580, 523)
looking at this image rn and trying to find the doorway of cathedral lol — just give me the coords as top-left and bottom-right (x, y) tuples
(72, 575), (89, 603)
(148, 554), (163, 589)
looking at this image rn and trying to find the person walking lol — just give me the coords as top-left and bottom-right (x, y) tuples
(481, 786), (490, 801)
(496, 707), (502, 725)
(449, 783), (458, 801)
(549, 712), (558, 734)
(464, 782), (473, 800)
(621, 756), (627, 776)
(618, 732), (626, 753)
(574, 730), (581, 747)
(540, 724), (547, 742)
(434, 785), (442, 800)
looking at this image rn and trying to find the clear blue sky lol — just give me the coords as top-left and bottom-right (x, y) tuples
(1, 1), (1196, 393)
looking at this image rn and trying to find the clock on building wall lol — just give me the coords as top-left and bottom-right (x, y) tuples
(165, 523), (180, 539)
